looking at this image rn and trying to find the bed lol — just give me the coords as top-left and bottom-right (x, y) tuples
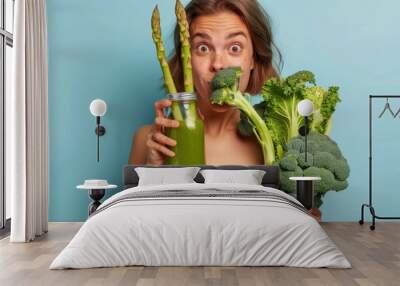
(50, 165), (351, 269)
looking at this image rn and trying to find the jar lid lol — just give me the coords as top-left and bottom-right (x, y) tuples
(168, 92), (197, 101)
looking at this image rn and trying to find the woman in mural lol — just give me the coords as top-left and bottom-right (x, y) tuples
(129, 0), (281, 165)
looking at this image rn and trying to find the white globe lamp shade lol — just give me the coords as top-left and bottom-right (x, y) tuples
(90, 99), (107, 117)
(297, 99), (314, 117)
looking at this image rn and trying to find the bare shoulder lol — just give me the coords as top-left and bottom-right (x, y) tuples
(128, 124), (153, 164)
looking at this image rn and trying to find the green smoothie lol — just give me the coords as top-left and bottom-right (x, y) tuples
(165, 93), (205, 165)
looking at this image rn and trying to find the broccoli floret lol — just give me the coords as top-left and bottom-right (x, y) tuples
(313, 152), (336, 170)
(313, 152), (350, 181)
(279, 166), (303, 193)
(279, 154), (298, 171)
(209, 67), (245, 107)
(308, 133), (342, 158)
(304, 166), (348, 193)
(297, 152), (313, 168)
(286, 138), (304, 153)
(210, 67), (276, 165)
(286, 70), (316, 86)
(333, 159), (350, 181)
(211, 67), (241, 90)
(286, 149), (301, 157)
(278, 132), (350, 208)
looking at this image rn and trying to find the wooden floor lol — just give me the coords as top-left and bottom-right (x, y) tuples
(0, 222), (399, 286)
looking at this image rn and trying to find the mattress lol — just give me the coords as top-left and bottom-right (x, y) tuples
(50, 183), (351, 269)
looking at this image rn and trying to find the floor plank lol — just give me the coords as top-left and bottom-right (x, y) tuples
(0, 222), (399, 286)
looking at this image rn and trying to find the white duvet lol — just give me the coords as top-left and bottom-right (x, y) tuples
(50, 183), (351, 269)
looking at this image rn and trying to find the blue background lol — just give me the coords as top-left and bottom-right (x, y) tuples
(47, 0), (400, 221)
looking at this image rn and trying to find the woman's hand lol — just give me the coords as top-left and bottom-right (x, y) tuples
(145, 99), (179, 165)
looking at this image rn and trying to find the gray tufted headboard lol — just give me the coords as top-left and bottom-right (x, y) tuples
(123, 165), (280, 189)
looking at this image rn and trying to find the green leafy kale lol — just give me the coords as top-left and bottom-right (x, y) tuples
(238, 70), (342, 160)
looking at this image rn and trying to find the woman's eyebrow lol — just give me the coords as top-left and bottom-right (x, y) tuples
(191, 32), (211, 41)
(226, 31), (247, 40)
(191, 31), (247, 42)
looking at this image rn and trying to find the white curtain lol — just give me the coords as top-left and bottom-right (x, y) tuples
(7, 0), (49, 242)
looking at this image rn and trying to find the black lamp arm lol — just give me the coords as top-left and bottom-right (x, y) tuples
(304, 116), (308, 162)
(94, 116), (106, 162)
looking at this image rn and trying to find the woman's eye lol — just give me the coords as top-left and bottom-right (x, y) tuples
(229, 44), (242, 53)
(197, 44), (210, 53)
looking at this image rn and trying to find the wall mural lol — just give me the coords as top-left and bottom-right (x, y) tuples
(126, 0), (351, 214)
(50, 0), (393, 222)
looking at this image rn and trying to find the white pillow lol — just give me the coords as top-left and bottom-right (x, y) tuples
(135, 167), (200, 186)
(200, 169), (266, 185)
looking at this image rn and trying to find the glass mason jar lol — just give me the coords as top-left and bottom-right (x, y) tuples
(165, 92), (205, 165)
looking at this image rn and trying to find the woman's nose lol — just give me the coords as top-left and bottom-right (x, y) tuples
(210, 52), (225, 72)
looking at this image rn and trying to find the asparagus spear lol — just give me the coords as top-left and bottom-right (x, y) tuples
(175, 0), (193, 93)
(151, 5), (177, 94)
(151, 5), (183, 121)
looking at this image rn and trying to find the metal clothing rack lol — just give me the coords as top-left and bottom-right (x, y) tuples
(359, 95), (400, 230)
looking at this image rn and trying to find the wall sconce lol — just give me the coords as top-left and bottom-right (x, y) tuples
(293, 99), (318, 210)
(89, 99), (107, 162)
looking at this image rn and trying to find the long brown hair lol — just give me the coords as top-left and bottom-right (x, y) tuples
(169, 0), (282, 94)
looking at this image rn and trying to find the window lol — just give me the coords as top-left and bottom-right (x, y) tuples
(0, 0), (14, 234)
